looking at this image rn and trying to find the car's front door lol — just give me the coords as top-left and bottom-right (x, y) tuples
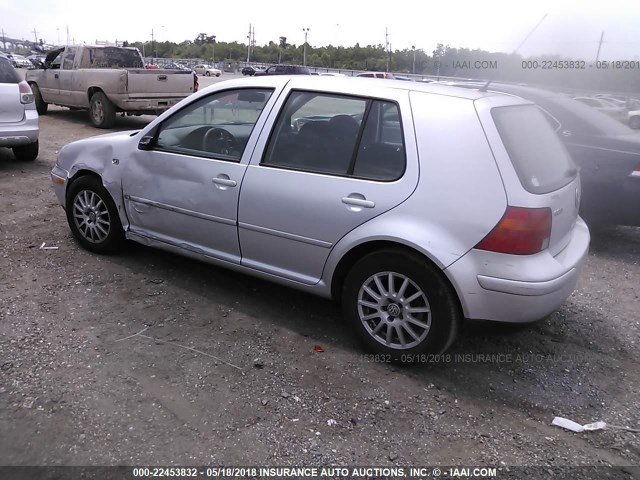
(238, 87), (418, 284)
(38, 49), (64, 103)
(121, 87), (276, 264)
(57, 46), (78, 104)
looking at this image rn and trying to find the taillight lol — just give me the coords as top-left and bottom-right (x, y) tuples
(630, 162), (640, 178)
(19, 81), (34, 104)
(475, 206), (552, 255)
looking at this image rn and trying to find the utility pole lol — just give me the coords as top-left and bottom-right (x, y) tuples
(247, 24), (252, 63)
(278, 36), (286, 64)
(412, 45), (416, 74)
(66, 25), (70, 45)
(32, 28), (38, 44)
(212, 35), (216, 65)
(385, 27), (390, 72)
(56, 28), (60, 45)
(302, 27), (309, 66)
(595, 31), (605, 62)
(151, 28), (155, 58)
(251, 26), (255, 61)
(1, 29), (6, 50)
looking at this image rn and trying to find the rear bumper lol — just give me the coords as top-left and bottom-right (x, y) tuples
(445, 217), (590, 323)
(0, 110), (39, 147)
(109, 95), (189, 113)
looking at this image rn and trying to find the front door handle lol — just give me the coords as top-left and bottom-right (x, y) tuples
(341, 197), (375, 208)
(212, 177), (237, 187)
(54, 73), (59, 79)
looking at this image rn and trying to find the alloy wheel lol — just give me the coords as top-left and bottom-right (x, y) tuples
(357, 271), (432, 349)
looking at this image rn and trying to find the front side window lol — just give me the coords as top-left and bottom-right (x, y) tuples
(155, 88), (273, 162)
(263, 91), (406, 181)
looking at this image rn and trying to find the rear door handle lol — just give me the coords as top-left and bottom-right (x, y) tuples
(54, 73), (59, 79)
(341, 197), (375, 208)
(212, 177), (237, 187)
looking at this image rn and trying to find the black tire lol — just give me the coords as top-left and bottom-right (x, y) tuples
(215, 73), (220, 77)
(13, 141), (39, 161)
(66, 175), (125, 254)
(205, 71), (211, 77)
(89, 91), (116, 128)
(629, 116), (640, 129)
(342, 249), (460, 360)
(31, 84), (48, 115)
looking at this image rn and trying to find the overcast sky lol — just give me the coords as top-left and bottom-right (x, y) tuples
(1, 0), (639, 59)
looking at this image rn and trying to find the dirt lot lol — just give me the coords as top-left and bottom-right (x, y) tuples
(0, 74), (639, 475)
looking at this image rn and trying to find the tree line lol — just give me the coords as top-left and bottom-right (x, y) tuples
(125, 36), (639, 93)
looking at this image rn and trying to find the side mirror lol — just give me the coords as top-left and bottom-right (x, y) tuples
(138, 135), (155, 151)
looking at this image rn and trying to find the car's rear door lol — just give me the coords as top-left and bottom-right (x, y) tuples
(237, 81), (419, 285)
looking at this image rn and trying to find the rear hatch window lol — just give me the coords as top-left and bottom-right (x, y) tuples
(0, 58), (21, 83)
(492, 105), (577, 194)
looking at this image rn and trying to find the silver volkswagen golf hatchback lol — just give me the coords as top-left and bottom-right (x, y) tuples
(51, 76), (590, 357)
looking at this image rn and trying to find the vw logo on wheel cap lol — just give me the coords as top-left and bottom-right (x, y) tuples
(387, 304), (401, 317)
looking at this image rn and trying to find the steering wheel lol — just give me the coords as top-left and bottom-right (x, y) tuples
(202, 127), (240, 156)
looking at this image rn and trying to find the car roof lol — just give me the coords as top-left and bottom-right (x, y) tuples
(201, 75), (519, 102)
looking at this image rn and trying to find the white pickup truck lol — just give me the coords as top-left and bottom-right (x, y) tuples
(26, 46), (195, 128)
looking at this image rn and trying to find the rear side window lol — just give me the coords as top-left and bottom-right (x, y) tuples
(353, 102), (406, 181)
(263, 91), (405, 181)
(0, 58), (21, 83)
(492, 105), (576, 194)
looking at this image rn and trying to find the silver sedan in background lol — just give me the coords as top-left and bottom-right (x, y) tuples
(0, 56), (39, 161)
(50, 76), (589, 358)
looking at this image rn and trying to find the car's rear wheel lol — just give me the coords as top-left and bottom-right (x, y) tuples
(629, 116), (640, 129)
(342, 249), (460, 360)
(215, 73), (220, 77)
(66, 175), (125, 254)
(13, 141), (38, 161)
(89, 92), (116, 128)
(31, 84), (48, 115)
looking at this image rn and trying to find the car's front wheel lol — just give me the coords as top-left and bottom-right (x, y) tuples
(31, 84), (48, 115)
(205, 71), (211, 77)
(66, 175), (125, 254)
(629, 116), (640, 129)
(342, 249), (460, 359)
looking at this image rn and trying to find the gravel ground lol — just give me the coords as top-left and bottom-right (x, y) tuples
(0, 74), (638, 476)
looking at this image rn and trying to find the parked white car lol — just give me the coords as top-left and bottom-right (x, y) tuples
(0, 56), (39, 161)
(193, 64), (221, 77)
(50, 76), (589, 357)
(573, 96), (627, 123)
